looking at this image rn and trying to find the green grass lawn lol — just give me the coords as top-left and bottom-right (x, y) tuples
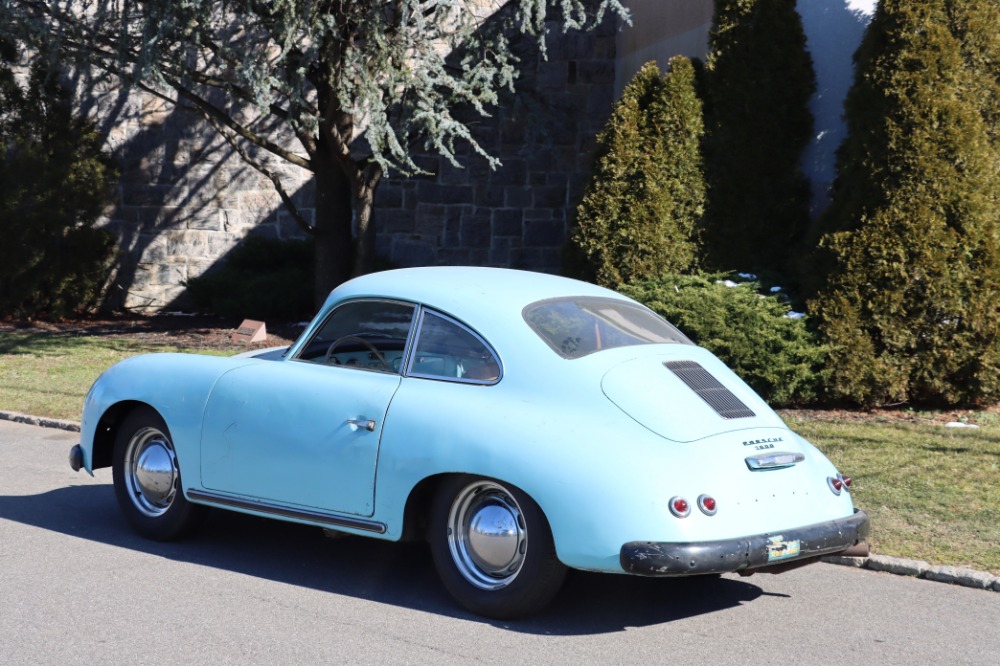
(0, 331), (229, 421)
(788, 418), (1000, 575)
(2, 331), (998, 576)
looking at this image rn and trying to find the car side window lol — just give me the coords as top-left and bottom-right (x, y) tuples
(297, 300), (416, 373)
(409, 311), (501, 384)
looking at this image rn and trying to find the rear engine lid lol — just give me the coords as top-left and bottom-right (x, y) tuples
(601, 355), (786, 442)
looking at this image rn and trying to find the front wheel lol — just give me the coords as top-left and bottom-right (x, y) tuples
(429, 476), (567, 618)
(112, 406), (206, 541)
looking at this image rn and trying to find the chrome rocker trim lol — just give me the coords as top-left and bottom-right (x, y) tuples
(620, 509), (869, 576)
(187, 489), (388, 534)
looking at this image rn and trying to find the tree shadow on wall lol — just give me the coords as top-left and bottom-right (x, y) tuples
(71, 66), (314, 313)
(67, 5), (618, 313)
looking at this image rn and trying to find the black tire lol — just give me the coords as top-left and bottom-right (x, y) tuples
(112, 406), (206, 541)
(429, 475), (567, 619)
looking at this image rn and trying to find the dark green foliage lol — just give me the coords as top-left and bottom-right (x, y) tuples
(185, 237), (315, 321)
(701, 0), (815, 275)
(566, 57), (705, 287)
(0, 51), (118, 319)
(810, 0), (1000, 407)
(621, 274), (828, 407)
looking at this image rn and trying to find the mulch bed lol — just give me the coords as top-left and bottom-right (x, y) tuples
(0, 314), (302, 353)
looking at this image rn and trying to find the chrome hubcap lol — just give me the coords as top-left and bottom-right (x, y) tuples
(447, 480), (527, 590)
(124, 426), (178, 517)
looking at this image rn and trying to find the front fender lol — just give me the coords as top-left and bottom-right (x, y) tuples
(79, 353), (252, 476)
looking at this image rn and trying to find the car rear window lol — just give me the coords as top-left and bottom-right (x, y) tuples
(523, 297), (691, 359)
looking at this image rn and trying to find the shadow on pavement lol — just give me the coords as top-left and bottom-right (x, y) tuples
(0, 483), (764, 634)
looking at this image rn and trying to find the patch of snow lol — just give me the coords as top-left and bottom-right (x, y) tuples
(770, 286), (783, 293)
(786, 311), (805, 320)
(737, 272), (757, 280)
(717, 280), (741, 288)
(944, 422), (980, 429)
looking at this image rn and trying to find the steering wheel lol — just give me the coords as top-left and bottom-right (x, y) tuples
(323, 335), (389, 371)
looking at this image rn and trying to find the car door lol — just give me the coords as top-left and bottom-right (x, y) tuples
(199, 300), (416, 517)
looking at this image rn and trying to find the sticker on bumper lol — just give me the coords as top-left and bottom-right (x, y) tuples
(766, 535), (801, 562)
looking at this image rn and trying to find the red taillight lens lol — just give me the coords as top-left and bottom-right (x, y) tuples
(828, 476), (843, 495)
(697, 494), (718, 516)
(669, 496), (691, 518)
(831, 477), (843, 490)
(842, 476), (852, 488)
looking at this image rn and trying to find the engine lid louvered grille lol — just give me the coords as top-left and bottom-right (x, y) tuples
(664, 360), (756, 419)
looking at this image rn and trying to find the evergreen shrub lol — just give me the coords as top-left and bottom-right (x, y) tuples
(185, 236), (315, 321)
(701, 0), (815, 275)
(565, 57), (705, 287)
(622, 274), (828, 407)
(809, 0), (1000, 407)
(0, 50), (118, 318)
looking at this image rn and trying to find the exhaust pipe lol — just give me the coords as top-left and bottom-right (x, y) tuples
(835, 542), (870, 558)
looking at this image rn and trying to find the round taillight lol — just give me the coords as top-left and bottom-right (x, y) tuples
(697, 494), (718, 516)
(669, 496), (691, 518)
(842, 475), (853, 489)
(827, 476), (843, 495)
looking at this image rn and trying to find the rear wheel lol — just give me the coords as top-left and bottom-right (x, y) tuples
(112, 406), (205, 540)
(429, 475), (566, 618)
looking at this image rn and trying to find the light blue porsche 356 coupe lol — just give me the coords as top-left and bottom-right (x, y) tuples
(70, 267), (868, 618)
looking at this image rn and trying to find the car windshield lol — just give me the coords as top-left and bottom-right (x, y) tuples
(523, 297), (691, 359)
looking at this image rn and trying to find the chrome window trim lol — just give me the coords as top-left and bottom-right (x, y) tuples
(290, 298), (419, 375)
(404, 307), (503, 386)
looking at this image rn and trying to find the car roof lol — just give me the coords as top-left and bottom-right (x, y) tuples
(325, 267), (626, 321)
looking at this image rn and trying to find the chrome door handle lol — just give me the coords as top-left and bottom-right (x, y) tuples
(346, 418), (376, 432)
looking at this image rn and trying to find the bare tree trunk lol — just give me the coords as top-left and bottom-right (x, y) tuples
(352, 165), (383, 277)
(313, 152), (354, 308)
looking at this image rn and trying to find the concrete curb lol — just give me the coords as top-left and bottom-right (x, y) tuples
(0, 410), (81, 433)
(4, 409), (997, 593)
(822, 554), (1000, 592)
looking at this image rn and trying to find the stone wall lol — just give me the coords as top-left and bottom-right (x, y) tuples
(91, 15), (618, 312)
(374, 17), (618, 276)
(89, 81), (315, 311)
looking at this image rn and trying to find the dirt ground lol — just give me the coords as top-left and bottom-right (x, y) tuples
(3, 314), (997, 426)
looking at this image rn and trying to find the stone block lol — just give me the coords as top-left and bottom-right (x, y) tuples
(438, 160), (469, 186)
(509, 247), (543, 270)
(505, 187), (532, 208)
(417, 182), (474, 205)
(186, 210), (222, 231)
(376, 184), (404, 209)
(923, 566), (998, 590)
(821, 555), (868, 568)
(577, 61), (615, 85)
(475, 184), (505, 208)
(525, 219), (566, 247)
(239, 189), (283, 211)
(866, 555), (930, 577)
(382, 208), (417, 235)
(391, 238), (438, 267)
(166, 230), (209, 258)
(489, 159), (527, 187)
(436, 248), (472, 266)
(461, 213), (492, 248)
(493, 209), (523, 237)
(536, 61), (568, 90)
(533, 185), (567, 208)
